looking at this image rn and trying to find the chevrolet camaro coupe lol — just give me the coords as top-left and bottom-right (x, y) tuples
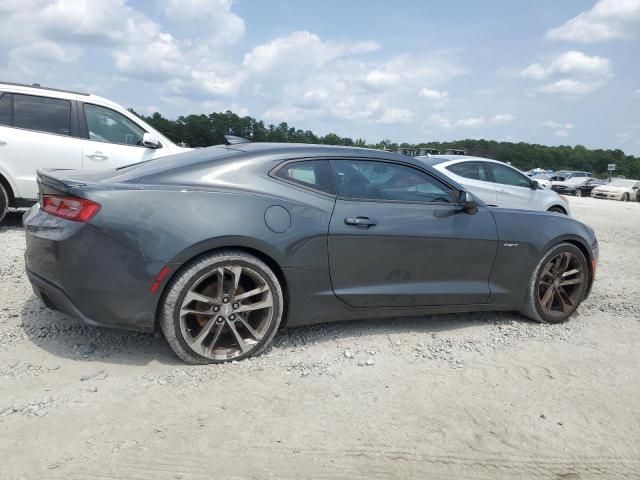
(24, 142), (598, 364)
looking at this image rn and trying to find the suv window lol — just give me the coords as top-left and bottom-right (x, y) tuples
(491, 164), (532, 188)
(331, 159), (456, 203)
(0, 93), (10, 126)
(84, 103), (146, 146)
(446, 161), (492, 181)
(13, 94), (71, 135)
(274, 160), (335, 195)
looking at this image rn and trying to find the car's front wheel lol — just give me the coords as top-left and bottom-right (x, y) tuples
(160, 250), (284, 364)
(547, 206), (566, 214)
(621, 193), (630, 202)
(520, 242), (589, 324)
(575, 189), (583, 197)
(0, 183), (9, 224)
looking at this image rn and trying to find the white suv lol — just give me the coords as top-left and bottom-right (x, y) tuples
(417, 155), (571, 215)
(0, 82), (189, 222)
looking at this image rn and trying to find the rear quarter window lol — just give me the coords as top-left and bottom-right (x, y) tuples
(13, 94), (71, 136)
(0, 93), (10, 126)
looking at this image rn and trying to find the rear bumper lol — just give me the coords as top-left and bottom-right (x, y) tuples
(23, 204), (169, 333)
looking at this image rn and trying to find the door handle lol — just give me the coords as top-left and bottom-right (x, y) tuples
(497, 189), (509, 194)
(344, 216), (377, 228)
(0, 139), (7, 146)
(86, 152), (108, 161)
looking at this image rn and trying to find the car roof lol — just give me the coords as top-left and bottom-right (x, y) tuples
(417, 154), (505, 166)
(0, 81), (126, 111)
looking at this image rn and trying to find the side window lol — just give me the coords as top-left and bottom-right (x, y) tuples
(446, 161), (492, 181)
(331, 159), (456, 203)
(13, 94), (71, 135)
(0, 93), (11, 126)
(491, 164), (532, 188)
(274, 160), (335, 195)
(84, 104), (146, 146)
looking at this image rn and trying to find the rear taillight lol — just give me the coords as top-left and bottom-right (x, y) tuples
(42, 195), (101, 222)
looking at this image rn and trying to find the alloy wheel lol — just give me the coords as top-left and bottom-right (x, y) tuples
(537, 252), (586, 319)
(179, 264), (274, 361)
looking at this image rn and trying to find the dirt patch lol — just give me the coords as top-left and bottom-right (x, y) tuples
(1, 198), (640, 479)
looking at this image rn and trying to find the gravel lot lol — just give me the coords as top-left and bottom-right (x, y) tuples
(1, 197), (639, 479)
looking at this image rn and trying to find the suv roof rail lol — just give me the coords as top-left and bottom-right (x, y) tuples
(224, 135), (251, 145)
(0, 81), (90, 96)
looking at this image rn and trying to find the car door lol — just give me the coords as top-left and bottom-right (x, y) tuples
(328, 158), (499, 308)
(443, 160), (498, 205)
(490, 162), (539, 210)
(78, 103), (163, 169)
(0, 93), (83, 200)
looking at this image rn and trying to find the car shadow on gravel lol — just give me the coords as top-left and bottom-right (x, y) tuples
(0, 211), (26, 230)
(20, 289), (531, 366)
(19, 296), (182, 366)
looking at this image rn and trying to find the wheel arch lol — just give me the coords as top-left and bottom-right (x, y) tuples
(547, 204), (567, 215)
(154, 243), (290, 331)
(0, 171), (16, 207)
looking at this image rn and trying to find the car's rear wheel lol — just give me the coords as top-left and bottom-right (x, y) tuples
(0, 183), (9, 224)
(160, 250), (284, 364)
(520, 242), (588, 324)
(621, 193), (630, 202)
(575, 189), (582, 197)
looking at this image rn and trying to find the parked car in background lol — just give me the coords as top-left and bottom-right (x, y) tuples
(417, 155), (570, 215)
(574, 178), (605, 197)
(530, 173), (552, 189)
(23, 142), (597, 363)
(0, 82), (189, 223)
(550, 171), (593, 182)
(591, 179), (640, 201)
(551, 177), (595, 196)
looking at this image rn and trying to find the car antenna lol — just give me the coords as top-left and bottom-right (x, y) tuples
(224, 135), (251, 145)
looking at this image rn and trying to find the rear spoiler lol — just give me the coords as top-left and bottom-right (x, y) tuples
(36, 169), (87, 196)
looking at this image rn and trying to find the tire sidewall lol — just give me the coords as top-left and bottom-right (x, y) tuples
(0, 183), (8, 224)
(161, 252), (283, 364)
(531, 243), (588, 323)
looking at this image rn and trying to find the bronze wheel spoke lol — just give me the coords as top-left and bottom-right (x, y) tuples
(536, 250), (587, 319)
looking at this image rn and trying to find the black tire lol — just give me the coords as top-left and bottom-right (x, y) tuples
(547, 206), (566, 214)
(621, 193), (630, 202)
(159, 250), (284, 364)
(0, 183), (8, 224)
(520, 242), (589, 324)
(575, 189), (582, 197)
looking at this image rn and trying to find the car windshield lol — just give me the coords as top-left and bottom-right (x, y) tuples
(609, 179), (635, 187)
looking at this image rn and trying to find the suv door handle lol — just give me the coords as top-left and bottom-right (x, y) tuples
(497, 189), (509, 194)
(86, 152), (108, 161)
(344, 216), (377, 228)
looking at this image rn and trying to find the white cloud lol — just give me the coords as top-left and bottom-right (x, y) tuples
(555, 130), (569, 137)
(538, 77), (612, 95)
(377, 108), (415, 124)
(243, 31), (379, 72)
(521, 51), (611, 79)
(429, 114), (451, 128)
(543, 121), (574, 130)
(418, 88), (450, 105)
(490, 113), (515, 124)
(455, 117), (485, 128)
(633, 88), (640, 98)
(546, 0), (640, 43)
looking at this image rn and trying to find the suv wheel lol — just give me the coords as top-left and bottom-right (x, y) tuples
(160, 250), (284, 364)
(0, 183), (9, 224)
(520, 242), (589, 324)
(547, 206), (566, 214)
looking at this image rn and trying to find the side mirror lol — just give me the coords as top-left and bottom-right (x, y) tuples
(458, 190), (478, 214)
(531, 180), (539, 190)
(142, 132), (161, 149)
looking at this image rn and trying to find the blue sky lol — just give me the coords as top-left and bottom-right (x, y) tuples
(1, 0), (639, 153)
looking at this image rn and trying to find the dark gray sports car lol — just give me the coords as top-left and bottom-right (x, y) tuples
(24, 142), (598, 364)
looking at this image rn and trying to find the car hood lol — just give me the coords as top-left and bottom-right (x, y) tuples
(593, 185), (626, 192)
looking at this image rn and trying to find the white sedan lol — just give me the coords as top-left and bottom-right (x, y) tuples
(416, 155), (571, 215)
(591, 179), (640, 201)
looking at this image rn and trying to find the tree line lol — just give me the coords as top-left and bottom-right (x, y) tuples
(134, 110), (640, 179)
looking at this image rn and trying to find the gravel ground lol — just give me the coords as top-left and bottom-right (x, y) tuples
(1, 197), (639, 479)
